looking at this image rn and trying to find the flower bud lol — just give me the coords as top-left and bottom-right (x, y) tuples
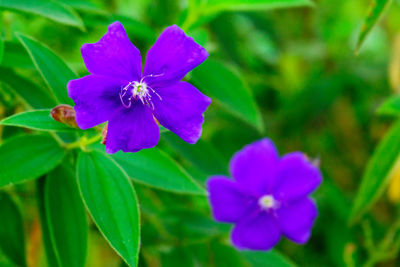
(101, 124), (108, 145)
(50, 104), (78, 128)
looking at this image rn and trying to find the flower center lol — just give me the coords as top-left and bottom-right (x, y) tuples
(258, 195), (279, 210)
(119, 76), (162, 109)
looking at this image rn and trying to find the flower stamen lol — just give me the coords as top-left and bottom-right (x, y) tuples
(119, 79), (162, 109)
(258, 195), (279, 210)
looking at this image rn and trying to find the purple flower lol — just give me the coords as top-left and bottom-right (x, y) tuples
(67, 22), (211, 153)
(207, 139), (322, 251)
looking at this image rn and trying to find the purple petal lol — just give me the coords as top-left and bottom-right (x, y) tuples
(106, 105), (160, 153)
(142, 25), (208, 88)
(207, 176), (256, 223)
(274, 152), (322, 202)
(231, 213), (281, 250)
(81, 21), (142, 81)
(67, 75), (126, 129)
(152, 82), (211, 144)
(230, 139), (280, 196)
(276, 198), (318, 244)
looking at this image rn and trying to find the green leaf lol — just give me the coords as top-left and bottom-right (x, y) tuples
(377, 95), (400, 117)
(191, 59), (263, 131)
(45, 165), (88, 267)
(162, 209), (230, 241)
(242, 251), (297, 267)
(350, 120), (400, 222)
(210, 242), (248, 267)
(77, 151), (140, 267)
(1, 41), (34, 69)
(0, 192), (27, 267)
(355, 0), (393, 53)
(109, 147), (205, 195)
(0, 135), (65, 187)
(62, 0), (105, 13)
(17, 33), (76, 105)
(0, 38), (4, 64)
(162, 131), (228, 176)
(81, 14), (156, 42)
(0, 0), (84, 29)
(36, 178), (59, 267)
(161, 247), (194, 267)
(0, 110), (76, 132)
(205, 0), (313, 13)
(0, 67), (56, 109)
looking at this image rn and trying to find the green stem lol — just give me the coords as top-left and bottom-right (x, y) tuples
(64, 134), (102, 150)
(362, 220), (374, 254)
(49, 132), (66, 147)
(363, 216), (400, 267)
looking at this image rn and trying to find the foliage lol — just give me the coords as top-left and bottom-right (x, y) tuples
(1, 0), (400, 266)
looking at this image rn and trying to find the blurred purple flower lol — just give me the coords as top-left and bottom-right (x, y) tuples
(68, 22), (211, 153)
(207, 139), (322, 251)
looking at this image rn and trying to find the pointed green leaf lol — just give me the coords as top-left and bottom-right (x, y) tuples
(205, 0), (313, 13)
(81, 14), (156, 42)
(0, 192), (26, 267)
(90, 143), (204, 194)
(17, 33), (76, 105)
(77, 151), (140, 267)
(0, 67), (56, 109)
(1, 41), (34, 69)
(0, 135), (65, 187)
(63, 0), (105, 13)
(242, 250), (297, 267)
(350, 120), (400, 222)
(45, 165), (88, 267)
(0, 0), (84, 29)
(0, 38), (4, 64)
(210, 242), (248, 267)
(111, 148), (205, 195)
(377, 95), (400, 117)
(355, 0), (393, 53)
(191, 59), (263, 131)
(0, 110), (76, 132)
(162, 131), (228, 176)
(36, 178), (59, 267)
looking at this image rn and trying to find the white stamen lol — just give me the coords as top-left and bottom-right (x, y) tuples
(119, 79), (162, 109)
(258, 195), (279, 210)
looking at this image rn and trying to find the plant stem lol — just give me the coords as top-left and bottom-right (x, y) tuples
(363, 216), (400, 267)
(64, 134), (102, 150)
(49, 132), (66, 147)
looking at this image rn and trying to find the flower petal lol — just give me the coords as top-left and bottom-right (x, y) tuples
(231, 213), (281, 250)
(274, 152), (322, 202)
(106, 105), (160, 153)
(81, 21), (142, 81)
(67, 75), (126, 129)
(143, 25), (208, 88)
(276, 198), (318, 244)
(152, 81), (211, 144)
(230, 139), (280, 196)
(207, 176), (257, 223)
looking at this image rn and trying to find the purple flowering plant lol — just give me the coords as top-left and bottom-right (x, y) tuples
(207, 139), (322, 250)
(3, 1), (400, 267)
(68, 22), (211, 153)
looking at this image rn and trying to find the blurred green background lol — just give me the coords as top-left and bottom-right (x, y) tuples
(1, 0), (400, 266)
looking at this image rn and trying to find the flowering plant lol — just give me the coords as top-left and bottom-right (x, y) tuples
(68, 22), (211, 153)
(208, 139), (322, 250)
(0, 0), (400, 267)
